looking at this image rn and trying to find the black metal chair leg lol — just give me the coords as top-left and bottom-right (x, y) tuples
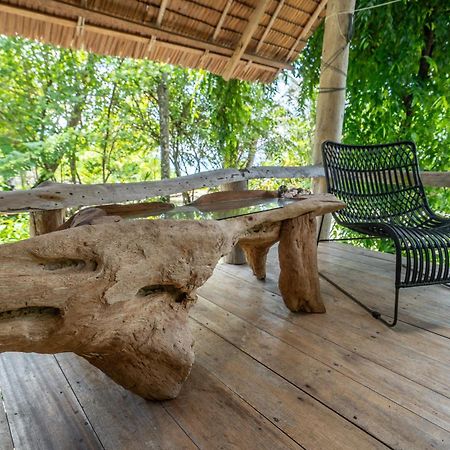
(319, 272), (400, 327)
(375, 287), (399, 327)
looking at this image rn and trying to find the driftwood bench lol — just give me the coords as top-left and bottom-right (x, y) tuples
(0, 191), (343, 400)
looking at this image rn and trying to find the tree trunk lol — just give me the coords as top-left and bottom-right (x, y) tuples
(158, 72), (171, 181)
(158, 72), (171, 202)
(245, 139), (258, 169)
(220, 180), (248, 265)
(402, 11), (435, 130)
(312, 0), (355, 239)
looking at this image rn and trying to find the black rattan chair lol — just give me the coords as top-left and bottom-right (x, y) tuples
(320, 141), (450, 327)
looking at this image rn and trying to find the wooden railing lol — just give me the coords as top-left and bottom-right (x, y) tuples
(0, 165), (448, 213)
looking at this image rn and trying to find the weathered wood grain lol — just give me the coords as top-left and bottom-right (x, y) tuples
(29, 208), (65, 235)
(0, 242), (448, 448)
(198, 270), (450, 432)
(240, 225), (280, 279)
(219, 180), (249, 265)
(164, 363), (302, 450)
(1, 166), (446, 213)
(218, 249), (450, 397)
(0, 353), (102, 450)
(0, 385), (13, 450)
(278, 213), (324, 312)
(191, 320), (387, 450)
(420, 171), (450, 188)
(0, 166), (324, 213)
(0, 195), (343, 400)
(56, 353), (198, 450)
(192, 297), (450, 449)
(317, 246), (450, 337)
(0, 219), (235, 400)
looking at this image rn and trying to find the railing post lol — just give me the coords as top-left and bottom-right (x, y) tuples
(29, 209), (65, 236)
(220, 180), (248, 264)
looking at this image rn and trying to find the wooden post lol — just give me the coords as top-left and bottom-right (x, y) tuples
(312, 0), (355, 239)
(220, 180), (248, 264)
(29, 209), (65, 236)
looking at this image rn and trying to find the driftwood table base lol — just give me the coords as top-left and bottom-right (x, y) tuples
(239, 213), (324, 313)
(0, 194), (343, 400)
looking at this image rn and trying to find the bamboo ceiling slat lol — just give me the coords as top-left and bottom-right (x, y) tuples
(0, 0), (326, 82)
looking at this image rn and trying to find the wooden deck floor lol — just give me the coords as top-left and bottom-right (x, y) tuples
(0, 243), (449, 450)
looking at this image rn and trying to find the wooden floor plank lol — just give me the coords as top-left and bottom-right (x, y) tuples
(190, 320), (387, 450)
(323, 242), (398, 263)
(1, 242), (448, 449)
(198, 274), (450, 431)
(164, 364), (302, 450)
(0, 387), (13, 450)
(217, 260), (450, 397)
(191, 298), (450, 450)
(317, 244), (450, 336)
(0, 353), (102, 450)
(271, 245), (450, 360)
(215, 259), (450, 365)
(55, 353), (197, 450)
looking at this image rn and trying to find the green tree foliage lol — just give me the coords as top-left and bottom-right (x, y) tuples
(296, 0), (449, 170)
(0, 36), (311, 242)
(294, 0), (449, 250)
(1, 0), (448, 245)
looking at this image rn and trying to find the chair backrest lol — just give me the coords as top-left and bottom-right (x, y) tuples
(321, 141), (429, 226)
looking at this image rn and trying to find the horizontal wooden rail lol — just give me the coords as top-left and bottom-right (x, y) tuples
(0, 166), (448, 213)
(420, 171), (450, 188)
(0, 166), (323, 213)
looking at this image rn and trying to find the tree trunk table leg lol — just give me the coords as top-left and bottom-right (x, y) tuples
(278, 213), (326, 313)
(240, 242), (273, 280)
(221, 180), (248, 265)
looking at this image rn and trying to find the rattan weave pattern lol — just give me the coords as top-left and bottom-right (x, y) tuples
(322, 141), (450, 291)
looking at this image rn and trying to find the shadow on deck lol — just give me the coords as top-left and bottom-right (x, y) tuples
(0, 243), (449, 449)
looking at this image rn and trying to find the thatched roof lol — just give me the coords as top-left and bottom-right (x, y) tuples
(0, 0), (327, 82)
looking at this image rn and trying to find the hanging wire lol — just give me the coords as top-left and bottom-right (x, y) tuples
(325, 0), (404, 21)
(317, 13), (353, 94)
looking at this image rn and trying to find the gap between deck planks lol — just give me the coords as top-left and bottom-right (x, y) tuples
(56, 352), (304, 450)
(216, 263), (450, 394)
(0, 243), (448, 450)
(54, 353), (198, 450)
(0, 351), (317, 450)
(0, 386), (13, 450)
(190, 320), (387, 450)
(0, 353), (103, 450)
(192, 296), (449, 450)
(196, 277), (450, 432)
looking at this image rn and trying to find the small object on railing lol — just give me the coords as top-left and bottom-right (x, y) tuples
(277, 185), (312, 198)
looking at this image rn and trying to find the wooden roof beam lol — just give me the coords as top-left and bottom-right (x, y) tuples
(256, 0), (285, 53)
(0, 2), (291, 71)
(212, 0), (233, 41)
(222, 0), (272, 80)
(156, 0), (170, 26)
(286, 0), (328, 61)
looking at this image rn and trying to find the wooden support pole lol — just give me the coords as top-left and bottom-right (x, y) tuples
(312, 0), (355, 239)
(220, 180), (248, 264)
(29, 209), (65, 236)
